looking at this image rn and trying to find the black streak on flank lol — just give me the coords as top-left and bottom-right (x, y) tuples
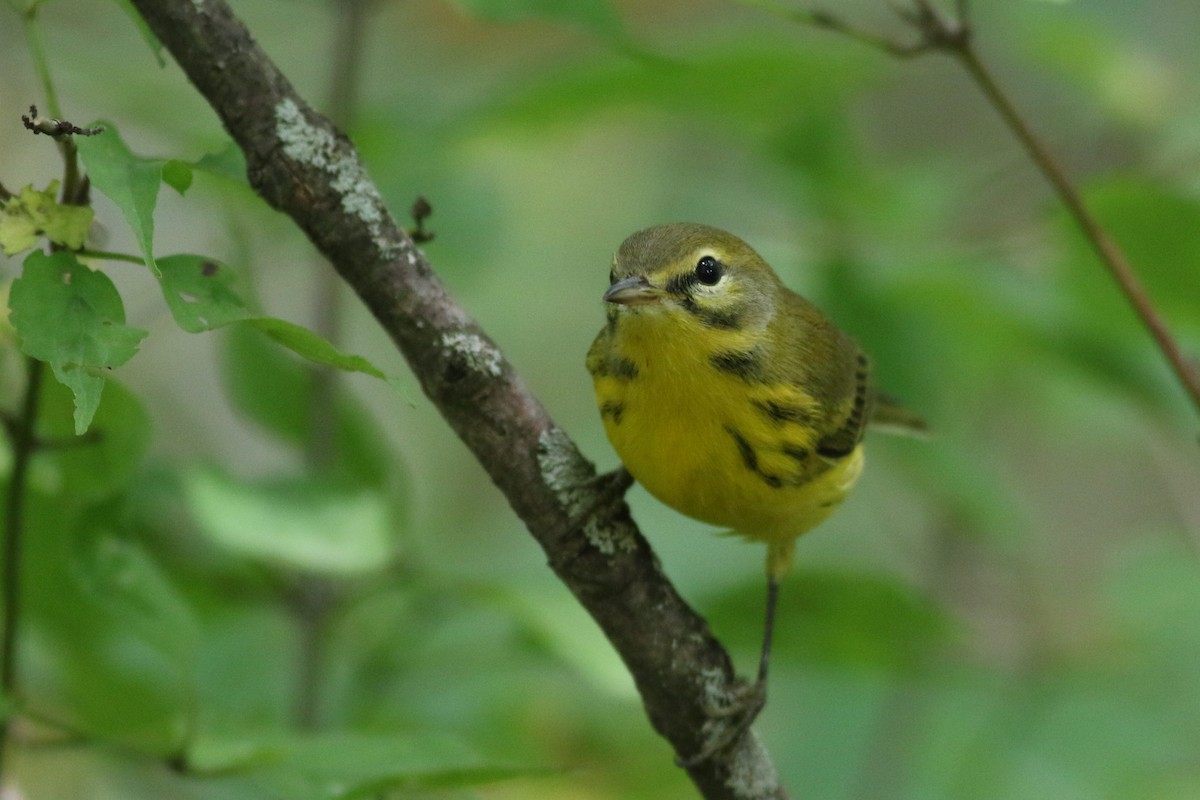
(710, 349), (765, 382)
(728, 426), (758, 471)
(725, 426), (784, 489)
(612, 357), (639, 380)
(754, 400), (813, 426)
(600, 401), (625, 424)
(782, 444), (810, 464)
(594, 356), (638, 381)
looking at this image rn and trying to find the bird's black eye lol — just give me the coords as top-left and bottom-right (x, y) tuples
(695, 256), (723, 286)
(608, 269), (616, 285)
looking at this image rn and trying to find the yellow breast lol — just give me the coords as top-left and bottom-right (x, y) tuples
(589, 308), (864, 550)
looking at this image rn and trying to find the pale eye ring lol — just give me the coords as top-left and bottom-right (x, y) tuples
(695, 256), (723, 286)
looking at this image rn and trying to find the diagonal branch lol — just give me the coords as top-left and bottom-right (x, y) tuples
(126, 0), (785, 797)
(750, 0), (1200, 417)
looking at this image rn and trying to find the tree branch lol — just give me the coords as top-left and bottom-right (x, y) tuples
(756, 0), (1200, 417)
(126, 0), (785, 796)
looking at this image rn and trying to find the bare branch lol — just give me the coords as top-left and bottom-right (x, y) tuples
(736, 0), (932, 56)
(125, 0), (788, 796)
(21, 104), (105, 137)
(766, 1), (1200, 416)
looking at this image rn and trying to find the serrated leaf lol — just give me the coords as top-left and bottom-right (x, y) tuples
(75, 121), (171, 275)
(0, 182), (94, 254)
(157, 254), (251, 332)
(9, 251), (147, 434)
(243, 317), (387, 380)
(184, 468), (396, 575)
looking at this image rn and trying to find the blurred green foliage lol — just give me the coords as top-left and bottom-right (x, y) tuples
(1, 0), (1199, 798)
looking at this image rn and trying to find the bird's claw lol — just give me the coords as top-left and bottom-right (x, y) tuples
(676, 679), (767, 767)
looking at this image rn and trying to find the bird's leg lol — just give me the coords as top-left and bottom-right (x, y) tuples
(677, 576), (779, 766)
(756, 575), (780, 687)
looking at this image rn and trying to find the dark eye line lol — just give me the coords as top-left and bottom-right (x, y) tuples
(664, 272), (697, 296)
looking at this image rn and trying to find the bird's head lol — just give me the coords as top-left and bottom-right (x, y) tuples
(603, 223), (779, 333)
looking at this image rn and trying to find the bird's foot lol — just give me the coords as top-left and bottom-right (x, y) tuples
(591, 465), (634, 499)
(676, 678), (767, 767)
(571, 466), (634, 525)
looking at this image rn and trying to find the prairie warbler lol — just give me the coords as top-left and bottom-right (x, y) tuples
(587, 223), (924, 759)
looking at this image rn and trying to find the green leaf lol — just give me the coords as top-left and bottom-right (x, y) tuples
(75, 121), (173, 275)
(0, 182), (94, 254)
(184, 468), (397, 576)
(22, 494), (196, 755)
(37, 372), (152, 504)
(218, 323), (400, 490)
(155, 255), (400, 396)
(157, 254), (251, 332)
(186, 731), (534, 798)
(243, 317), (387, 380)
(161, 159), (194, 195)
(451, 0), (625, 41)
(8, 251), (147, 434)
(192, 141), (248, 184)
(220, 321), (312, 443)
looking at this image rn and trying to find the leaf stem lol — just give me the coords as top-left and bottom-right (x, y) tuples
(75, 249), (147, 266)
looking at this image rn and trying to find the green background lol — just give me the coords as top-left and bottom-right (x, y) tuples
(2, 0), (1199, 797)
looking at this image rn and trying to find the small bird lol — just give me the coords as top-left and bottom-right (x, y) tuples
(587, 223), (924, 760)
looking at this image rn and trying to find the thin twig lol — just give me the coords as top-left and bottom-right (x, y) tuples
(735, 0), (930, 56)
(2, 11), (96, 777)
(290, 0), (377, 731)
(0, 359), (44, 778)
(754, 0), (1200, 416)
(951, 44), (1200, 413)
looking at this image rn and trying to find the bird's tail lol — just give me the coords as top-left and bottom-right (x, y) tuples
(869, 394), (931, 438)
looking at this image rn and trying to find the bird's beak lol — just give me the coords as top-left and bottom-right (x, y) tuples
(603, 275), (662, 306)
